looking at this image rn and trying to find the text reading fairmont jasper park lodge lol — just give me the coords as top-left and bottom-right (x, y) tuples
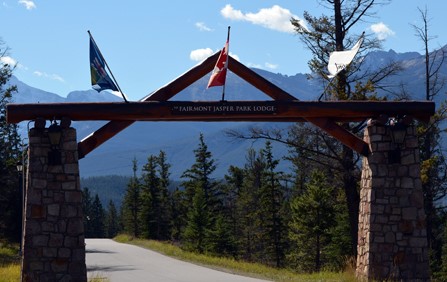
(171, 104), (277, 114)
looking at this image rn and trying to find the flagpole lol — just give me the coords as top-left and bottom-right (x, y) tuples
(318, 76), (335, 101)
(88, 31), (129, 103)
(221, 26), (230, 102)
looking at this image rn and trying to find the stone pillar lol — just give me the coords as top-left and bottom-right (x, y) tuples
(356, 121), (429, 281)
(22, 120), (86, 281)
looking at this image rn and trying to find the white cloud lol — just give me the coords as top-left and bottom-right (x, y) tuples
(33, 71), (64, 82)
(265, 62), (278, 70)
(18, 0), (36, 10)
(190, 48), (214, 62)
(247, 62), (262, 69)
(1, 56), (27, 69)
(0, 56), (17, 66)
(221, 4), (303, 33)
(370, 22), (395, 40)
(247, 61), (278, 71)
(195, 22), (213, 32)
(229, 52), (239, 62)
(189, 47), (241, 63)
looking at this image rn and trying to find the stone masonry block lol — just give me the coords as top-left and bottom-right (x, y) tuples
(357, 124), (429, 281)
(32, 235), (49, 246)
(65, 191), (82, 203)
(23, 126), (86, 281)
(47, 204), (60, 216)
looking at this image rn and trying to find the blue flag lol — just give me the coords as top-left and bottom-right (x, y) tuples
(89, 36), (119, 92)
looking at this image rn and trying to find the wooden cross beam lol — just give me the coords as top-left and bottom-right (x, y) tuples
(5, 52), (436, 158)
(7, 100), (434, 123)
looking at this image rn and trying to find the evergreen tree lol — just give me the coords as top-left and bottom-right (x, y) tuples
(182, 183), (210, 253)
(156, 150), (172, 240)
(0, 40), (21, 242)
(223, 165), (245, 256)
(236, 148), (266, 262)
(170, 187), (186, 241)
(105, 200), (120, 238)
(140, 155), (158, 239)
(82, 187), (94, 237)
(206, 214), (236, 256)
(140, 151), (172, 240)
(259, 141), (287, 267)
(325, 189), (354, 271)
(122, 158), (141, 237)
(231, 143), (288, 266)
(181, 134), (223, 253)
(90, 194), (106, 238)
(288, 171), (335, 272)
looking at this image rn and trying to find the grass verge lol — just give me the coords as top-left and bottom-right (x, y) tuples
(114, 234), (357, 282)
(0, 243), (20, 282)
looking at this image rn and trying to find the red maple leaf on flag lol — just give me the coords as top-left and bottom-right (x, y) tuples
(207, 40), (229, 88)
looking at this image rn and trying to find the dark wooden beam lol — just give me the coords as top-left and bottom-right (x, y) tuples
(7, 53), (434, 159)
(76, 51), (220, 158)
(7, 101), (435, 123)
(228, 57), (373, 156)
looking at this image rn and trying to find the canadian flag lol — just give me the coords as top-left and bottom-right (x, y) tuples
(207, 34), (229, 88)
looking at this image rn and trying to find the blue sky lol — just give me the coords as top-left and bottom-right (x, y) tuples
(1, 0), (446, 101)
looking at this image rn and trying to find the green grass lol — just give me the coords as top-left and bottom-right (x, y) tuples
(114, 234), (357, 282)
(0, 243), (20, 282)
(88, 272), (110, 282)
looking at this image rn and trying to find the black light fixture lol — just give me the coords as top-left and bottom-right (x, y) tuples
(48, 120), (62, 147)
(16, 161), (23, 172)
(48, 120), (62, 165)
(390, 120), (407, 147)
(388, 118), (407, 164)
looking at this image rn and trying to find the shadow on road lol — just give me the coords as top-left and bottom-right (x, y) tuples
(86, 248), (116, 254)
(87, 265), (136, 272)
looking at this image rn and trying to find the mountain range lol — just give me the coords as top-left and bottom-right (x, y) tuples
(8, 46), (446, 180)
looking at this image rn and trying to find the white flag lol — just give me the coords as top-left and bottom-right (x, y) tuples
(327, 33), (364, 78)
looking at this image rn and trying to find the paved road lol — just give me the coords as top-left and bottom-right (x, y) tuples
(86, 239), (269, 282)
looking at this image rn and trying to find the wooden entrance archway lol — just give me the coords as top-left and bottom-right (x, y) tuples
(8, 52), (434, 157)
(6, 52), (435, 281)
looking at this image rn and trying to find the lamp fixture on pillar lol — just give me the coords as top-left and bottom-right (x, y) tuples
(16, 161), (23, 172)
(48, 120), (62, 165)
(388, 118), (407, 164)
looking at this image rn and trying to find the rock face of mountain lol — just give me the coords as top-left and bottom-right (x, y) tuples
(8, 46), (446, 179)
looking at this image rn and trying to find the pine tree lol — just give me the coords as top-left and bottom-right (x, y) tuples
(90, 194), (106, 238)
(170, 187), (186, 241)
(182, 183), (210, 253)
(139, 151), (172, 240)
(259, 141), (287, 267)
(181, 134), (218, 205)
(122, 158), (141, 237)
(105, 200), (120, 238)
(223, 165), (245, 256)
(206, 214), (235, 256)
(140, 155), (158, 239)
(181, 134), (221, 252)
(0, 40), (21, 242)
(156, 150), (172, 240)
(82, 187), (94, 238)
(288, 171), (335, 272)
(236, 148), (265, 262)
